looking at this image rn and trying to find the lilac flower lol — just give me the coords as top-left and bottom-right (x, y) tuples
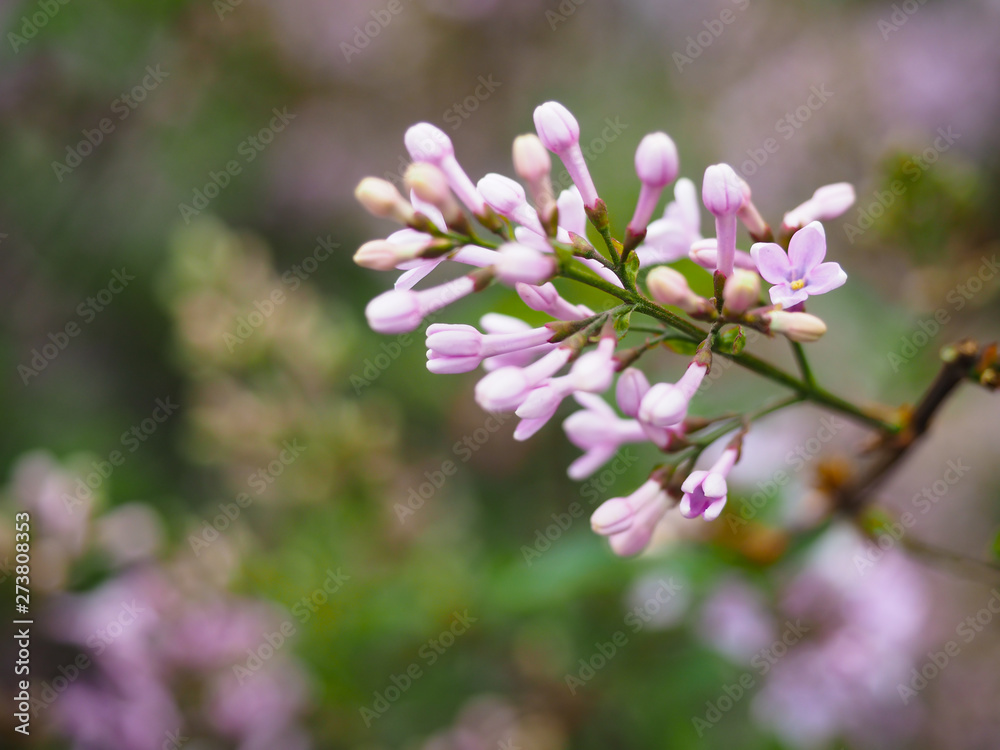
(751, 221), (847, 308)
(701, 163), (745, 277)
(478, 313), (557, 371)
(638, 362), (708, 428)
(426, 322), (555, 374)
(477, 173), (546, 236)
(493, 242), (557, 286)
(628, 132), (679, 235)
(474, 347), (572, 412)
(365, 275), (479, 334)
(688, 238), (756, 273)
(394, 244), (499, 291)
(516, 281), (592, 320)
(679, 446), (739, 520)
(405, 122), (487, 215)
(562, 392), (650, 479)
(533, 101), (599, 209)
(636, 177), (702, 266)
(615, 367), (684, 450)
(513, 333), (617, 439)
(782, 182), (856, 232)
(590, 478), (672, 556)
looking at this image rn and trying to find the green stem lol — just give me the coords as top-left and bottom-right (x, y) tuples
(558, 264), (897, 434)
(791, 341), (817, 388)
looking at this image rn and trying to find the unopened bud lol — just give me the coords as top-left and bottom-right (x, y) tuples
(767, 311), (827, 342)
(355, 177), (416, 225)
(405, 162), (462, 226)
(722, 270), (761, 314)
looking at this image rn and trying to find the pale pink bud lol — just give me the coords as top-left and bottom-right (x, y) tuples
(735, 177), (769, 239)
(365, 276), (476, 334)
(638, 363), (707, 427)
(591, 479), (671, 557)
(766, 311), (827, 342)
(722, 270), (761, 314)
(477, 173), (545, 235)
(533, 101), (598, 209)
(474, 348), (572, 412)
(355, 177), (416, 225)
(635, 132), (679, 188)
(513, 133), (552, 183)
(616, 367), (650, 418)
(354, 239), (426, 271)
(702, 164), (745, 217)
(688, 240), (757, 272)
(494, 242), (557, 286)
(516, 282), (591, 320)
(533, 101), (581, 153)
(646, 266), (706, 314)
(405, 162), (461, 226)
(404, 122), (486, 215)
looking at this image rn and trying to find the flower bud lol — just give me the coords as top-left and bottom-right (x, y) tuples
(635, 132), (679, 188)
(404, 122), (454, 164)
(616, 367), (650, 418)
(646, 266), (705, 313)
(513, 134), (551, 182)
(533, 101), (580, 153)
(701, 164), (745, 217)
(494, 242), (557, 286)
(405, 163), (461, 225)
(767, 311), (827, 342)
(353, 239), (426, 271)
(722, 270), (761, 314)
(355, 177), (416, 225)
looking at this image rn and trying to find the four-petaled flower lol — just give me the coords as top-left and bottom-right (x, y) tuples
(751, 221), (847, 308)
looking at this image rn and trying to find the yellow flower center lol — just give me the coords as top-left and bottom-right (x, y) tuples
(790, 279), (806, 291)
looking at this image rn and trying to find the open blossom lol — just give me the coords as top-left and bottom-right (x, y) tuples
(679, 447), (739, 520)
(563, 392), (650, 479)
(591, 478), (672, 556)
(751, 222), (847, 308)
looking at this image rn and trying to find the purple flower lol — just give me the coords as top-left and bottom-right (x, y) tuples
(590, 478), (671, 556)
(638, 362), (708, 428)
(679, 447), (738, 521)
(562, 393), (649, 479)
(751, 222), (847, 308)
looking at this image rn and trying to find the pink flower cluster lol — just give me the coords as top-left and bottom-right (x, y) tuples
(353, 101), (856, 556)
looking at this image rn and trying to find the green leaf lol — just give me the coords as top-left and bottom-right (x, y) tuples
(613, 307), (632, 336)
(623, 251), (641, 288)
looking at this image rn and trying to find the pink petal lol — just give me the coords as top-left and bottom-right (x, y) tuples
(787, 222), (827, 278)
(768, 284), (809, 308)
(803, 262), (847, 296)
(751, 243), (792, 285)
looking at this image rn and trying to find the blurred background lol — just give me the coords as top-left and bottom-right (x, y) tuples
(1, 0), (999, 748)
